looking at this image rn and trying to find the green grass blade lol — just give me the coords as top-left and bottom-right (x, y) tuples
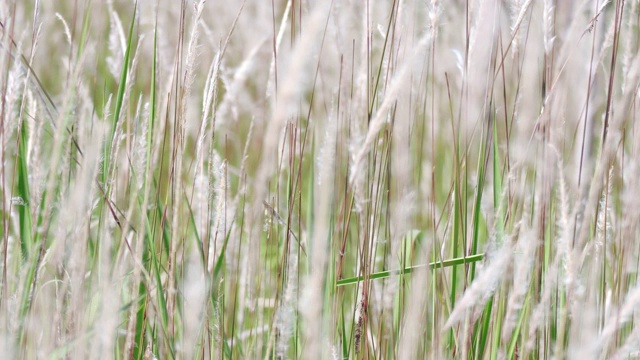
(17, 118), (33, 257)
(335, 253), (484, 287)
(104, 3), (137, 184)
(469, 124), (488, 281)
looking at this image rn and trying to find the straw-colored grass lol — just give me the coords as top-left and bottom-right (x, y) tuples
(1, 0), (639, 358)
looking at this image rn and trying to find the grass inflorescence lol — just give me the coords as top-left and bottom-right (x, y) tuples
(1, 0), (640, 359)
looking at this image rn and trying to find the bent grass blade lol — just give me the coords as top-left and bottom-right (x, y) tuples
(336, 253), (485, 287)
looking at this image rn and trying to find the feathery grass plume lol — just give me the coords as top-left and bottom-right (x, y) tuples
(235, 235), (250, 342)
(265, 0), (291, 101)
(348, 130), (366, 215)
(106, 103), (126, 189)
(501, 217), (536, 344)
(95, 223), (119, 359)
(192, 48), (223, 251)
(301, 96), (338, 359)
(207, 158), (227, 273)
(543, 0), (555, 56)
(211, 285), (223, 360)
(192, 169), (208, 243)
(444, 235), (513, 330)
(180, 251), (207, 360)
(620, 157), (640, 249)
(556, 159), (571, 241)
(195, 56), (218, 158)
(567, 1), (611, 185)
(594, 167), (614, 260)
(509, 0), (523, 58)
(556, 158), (578, 303)
(351, 31), (432, 188)
(467, 0), (498, 68)
(566, 282), (600, 359)
(274, 247), (298, 359)
(621, 0), (638, 93)
(217, 37), (267, 125)
(180, 0), (207, 118)
(344, 0), (371, 216)
(567, 17), (606, 285)
(134, 101), (149, 188)
(3, 52), (26, 136)
(24, 90), (42, 204)
(106, 5), (126, 81)
(54, 13), (72, 55)
(237, 119), (254, 188)
(429, 0), (440, 38)
(509, 0), (533, 58)
(396, 242), (433, 360)
(598, 2), (618, 52)
(62, 122), (108, 350)
(597, 284), (640, 355)
(525, 260), (559, 354)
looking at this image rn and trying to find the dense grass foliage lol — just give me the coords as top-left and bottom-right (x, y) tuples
(1, 0), (640, 358)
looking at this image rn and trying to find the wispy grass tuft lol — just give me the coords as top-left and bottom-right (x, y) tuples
(2, 1), (640, 359)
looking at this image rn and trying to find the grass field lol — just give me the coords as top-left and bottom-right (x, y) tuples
(1, 0), (640, 358)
